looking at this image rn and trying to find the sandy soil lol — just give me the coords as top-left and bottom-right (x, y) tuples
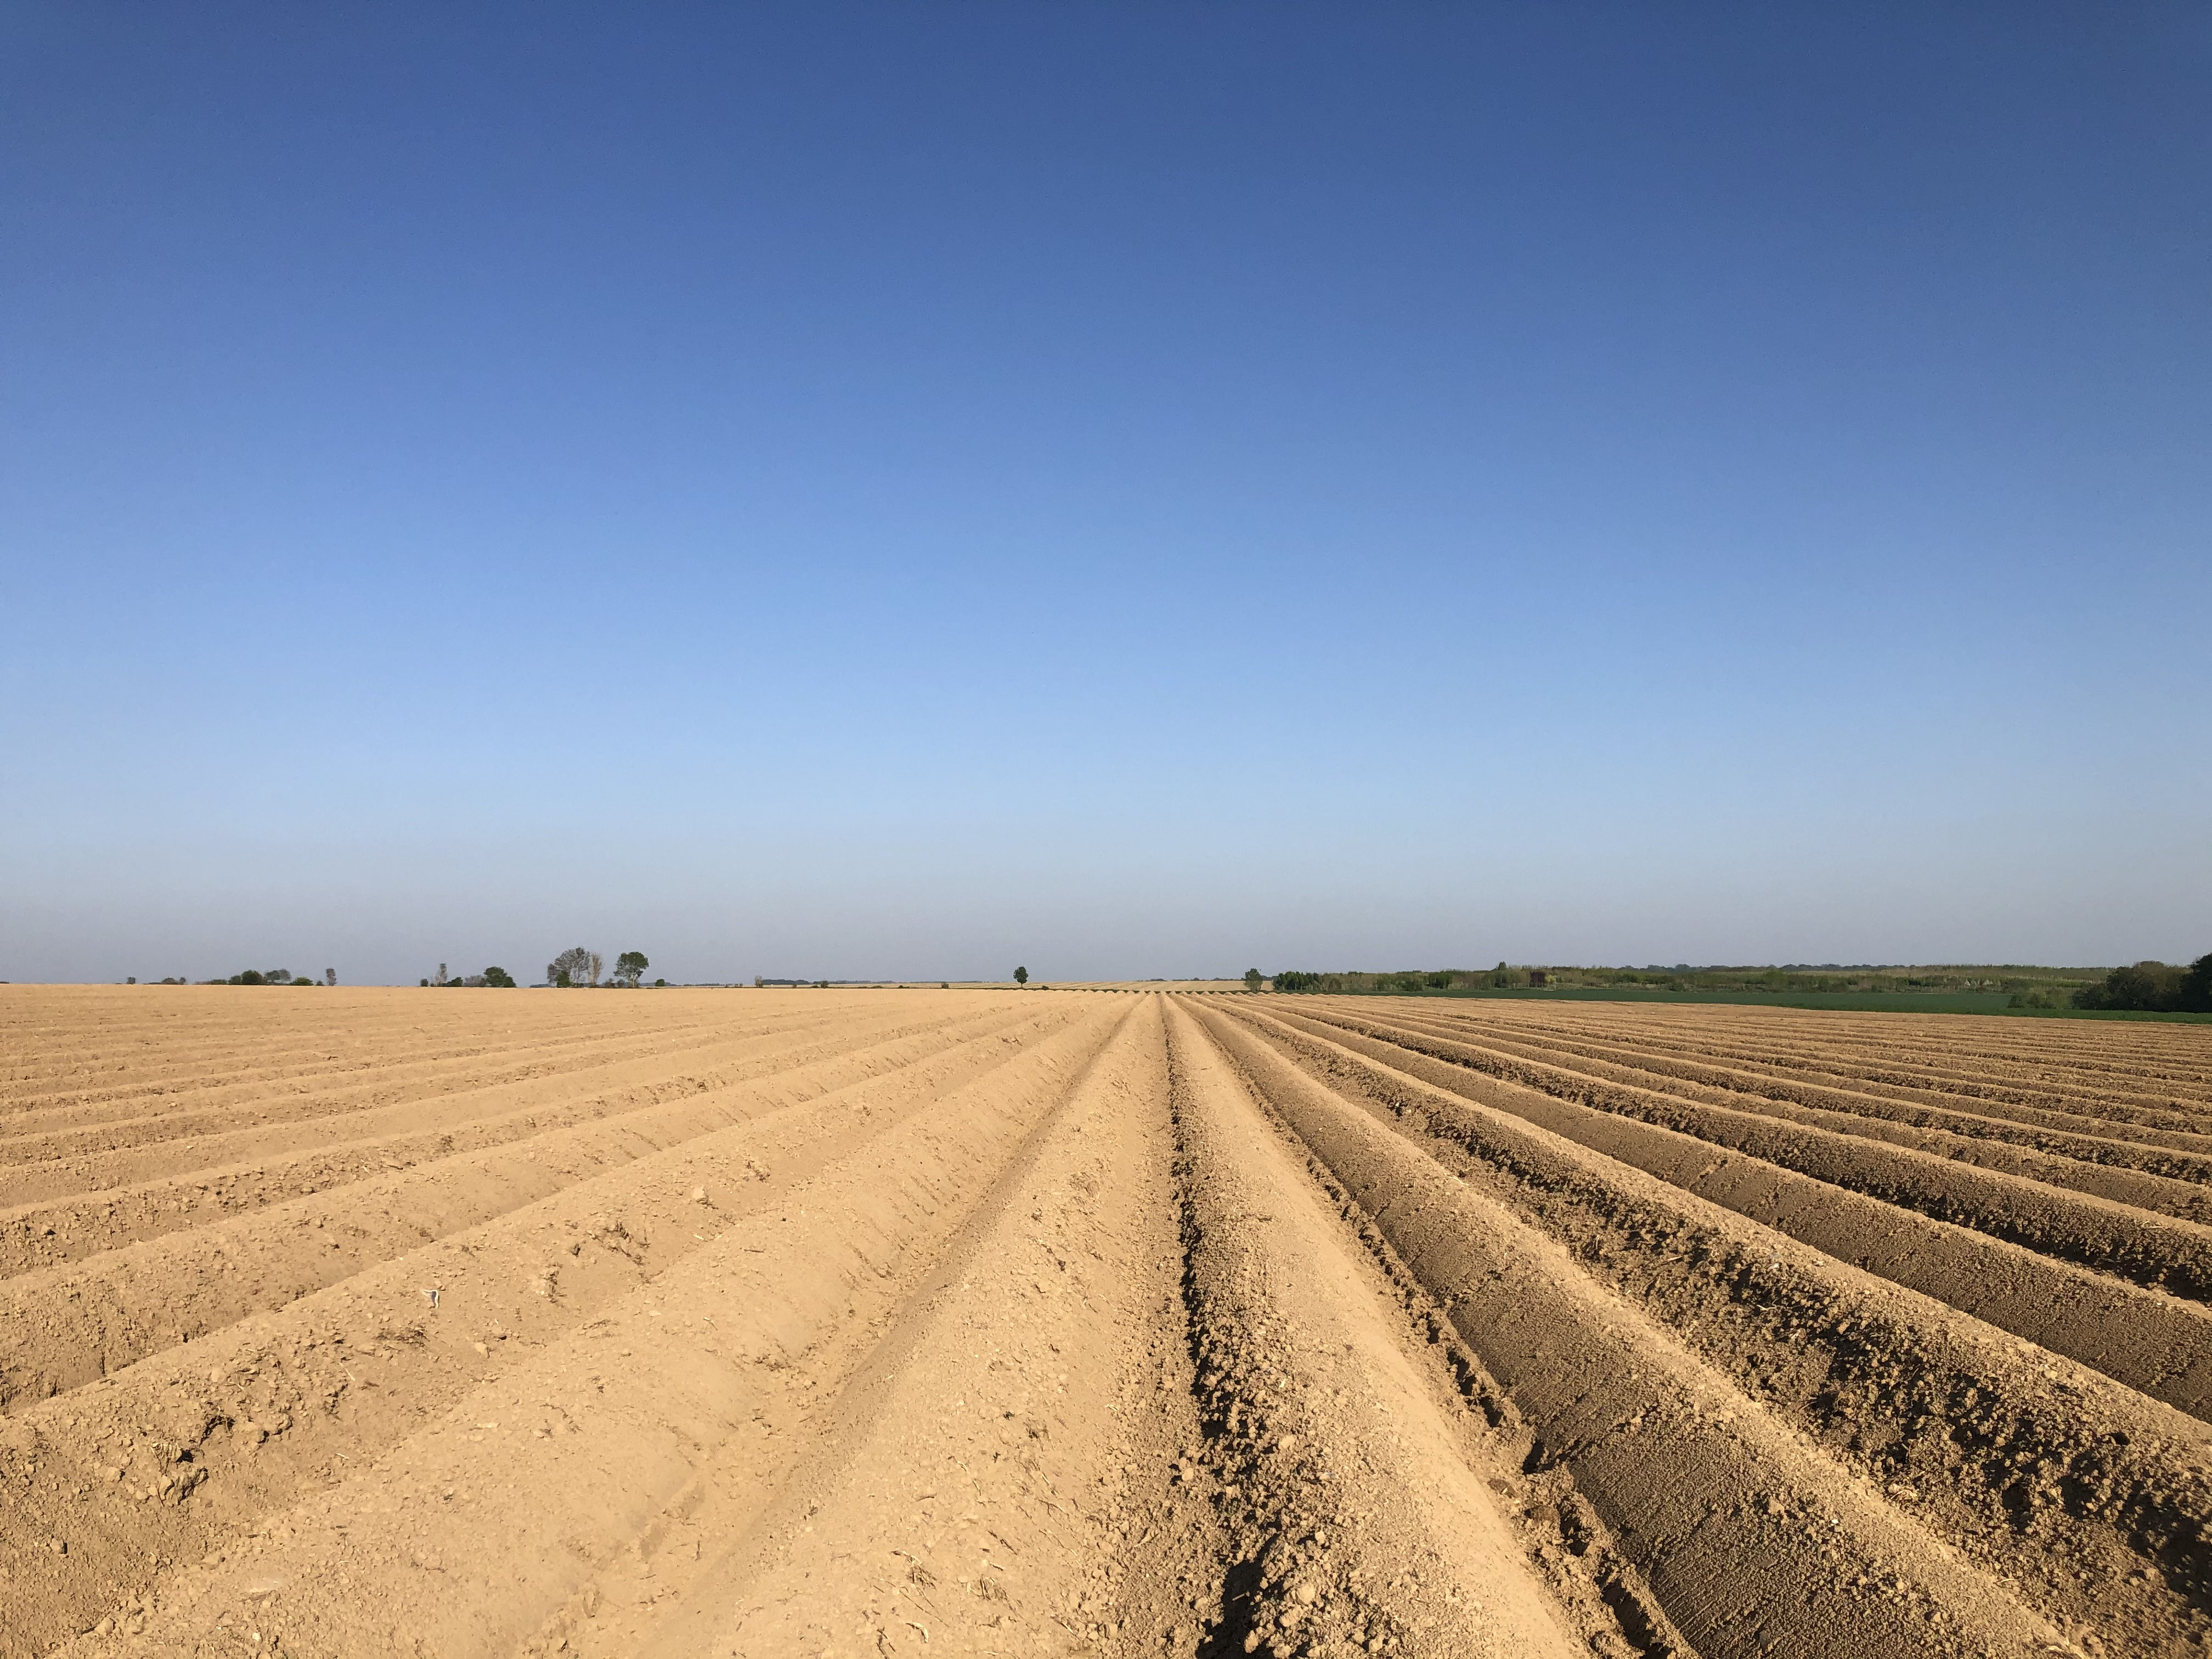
(1064, 984), (1251, 994)
(4, 985), (2210, 1658)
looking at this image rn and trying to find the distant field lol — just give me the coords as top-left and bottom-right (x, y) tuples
(1068, 978), (1249, 992)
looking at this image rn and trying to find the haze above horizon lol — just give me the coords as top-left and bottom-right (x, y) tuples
(3, 4), (2207, 986)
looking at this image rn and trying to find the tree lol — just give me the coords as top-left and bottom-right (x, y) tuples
(1014, 966), (1029, 985)
(2075, 956), (2212, 1013)
(324, 968), (336, 986)
(588, 951), (604, 987)
(2075, 961), (2187, 1012)
(1273, 971), (1319, 992)
(2182, 953), (2212, 1014)
(483, 966), (516, 988)
(550, 947), (592, 988)
(613, 950), (650, 989)
(1244, 968), (1263, 991)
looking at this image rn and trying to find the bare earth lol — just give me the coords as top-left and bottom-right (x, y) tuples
(4, 988), (2211, 1658)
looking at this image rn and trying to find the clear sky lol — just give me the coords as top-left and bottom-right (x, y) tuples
(3, 4), (2207, 985)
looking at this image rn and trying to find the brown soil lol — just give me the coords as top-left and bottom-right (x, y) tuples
(4, 986), (2210, 1658)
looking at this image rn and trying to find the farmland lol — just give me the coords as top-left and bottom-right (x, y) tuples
(4, 988), (2212, 1658)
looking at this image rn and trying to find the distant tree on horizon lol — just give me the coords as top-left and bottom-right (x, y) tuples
(2076, 955), (2212, 1013)
(1244, 968), (1263, 991)
(549, 946), (592, 988)
(483, 966), (516, 988)
(613, 950), (649, 988)
(1014, 966), (1029, 985)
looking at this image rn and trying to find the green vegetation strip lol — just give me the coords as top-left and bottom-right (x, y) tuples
(1296, 988), (2212, 1022)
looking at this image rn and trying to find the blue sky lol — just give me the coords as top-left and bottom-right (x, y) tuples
(3, 3), (2207, 984)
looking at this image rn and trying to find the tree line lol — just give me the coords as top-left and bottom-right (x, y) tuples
(179, 968), (335, 986)
(417, 949), (657, 988)
(1269, 968), (1496, 994)
(2071, 955), (2212, 1013)
(421, 964), (516, 988)
(545, 947), (654, 988)
(1262, 957), (2212, 1015)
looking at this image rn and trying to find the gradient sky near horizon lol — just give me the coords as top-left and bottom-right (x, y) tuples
(4, 3), (2208, 985)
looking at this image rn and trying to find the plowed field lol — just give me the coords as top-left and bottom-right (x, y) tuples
(5, 988), (2211, 1659)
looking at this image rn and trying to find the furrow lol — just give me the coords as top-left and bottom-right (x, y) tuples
(1323, 1007), (2212, 1209)
(1246, 1003), (2212, 1414)
(0, 1003), (913, 1159)
(0, 1003), (1043, 1270)
(1486, 1008), (2212, 1118)
(42, 1003), (1134, 1658)
(1206, 1003), (2212, 1650)
(1400, 1001), (2212, 1113)
(1403, 1003), (2212, 1133)
(585, 997), (1187, 1659)
(0, 1003), (1093, 1408)
(1184, 1001), (2063, 1659)
(1387, 1004), (2212, 1159)
(0, 1002), (790, 1120)
(1157, 1001), (1654, 1659)
(1284, 1006), (2212, 1300)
